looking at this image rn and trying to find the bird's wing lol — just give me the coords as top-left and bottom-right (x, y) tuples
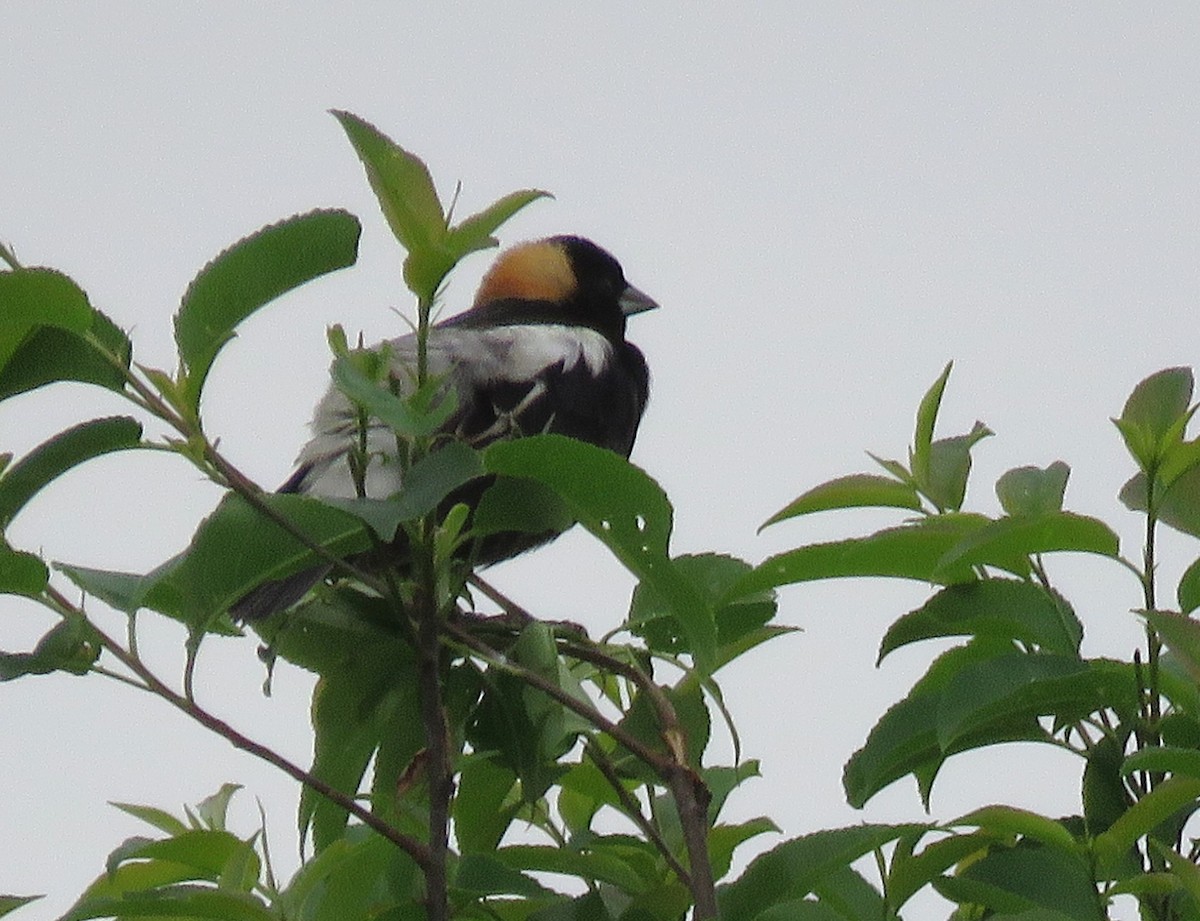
(288, 323), (615, 500)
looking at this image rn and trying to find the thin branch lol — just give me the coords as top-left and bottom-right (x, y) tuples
(558, 640), (679, 734)
(444, 621), (669, 771)
(109, 353), (389, 599)
(557, 642), (717, 918)
(450, 622), (719, 919)
(583, 739), (692, 888)
(46, 587), (430, 870)
(468, 574), (534, 626)
(413, 577), (452, 921)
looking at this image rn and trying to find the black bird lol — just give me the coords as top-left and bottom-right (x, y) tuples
(231, 235), (656, 620)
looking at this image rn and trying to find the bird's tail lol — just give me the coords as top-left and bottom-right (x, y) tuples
(229, 565), (331, 621)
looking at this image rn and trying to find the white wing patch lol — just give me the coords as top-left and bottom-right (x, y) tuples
(290, 323), (614, 500)
(488, 324), (612, 380)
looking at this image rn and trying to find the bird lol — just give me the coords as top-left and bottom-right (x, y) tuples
(231, 235), (657, 620)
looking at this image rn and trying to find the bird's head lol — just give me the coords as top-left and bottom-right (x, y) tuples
(473, 236), (657, 338)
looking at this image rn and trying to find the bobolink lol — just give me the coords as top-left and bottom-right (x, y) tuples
(232, 235), (656, 620)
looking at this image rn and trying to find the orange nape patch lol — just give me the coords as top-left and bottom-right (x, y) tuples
(473, 239), (577, 307)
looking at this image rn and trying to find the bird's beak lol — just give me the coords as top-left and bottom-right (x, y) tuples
(619, 284), (659, 317)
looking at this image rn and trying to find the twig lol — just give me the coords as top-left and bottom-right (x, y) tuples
(46, 586), (430, 870)
(447, 621), (719, 918)
(468, 574), (534, 626)
(413, 576), (452, 921)
(444, 621), (666, 770)
(665, 765), (717, 919)
(559, 641), (717, 918)
(110, 354), (388, 598)
(583, 739), (692, 888)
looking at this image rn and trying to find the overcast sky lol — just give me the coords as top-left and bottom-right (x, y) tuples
(4, 6), (1200, 917)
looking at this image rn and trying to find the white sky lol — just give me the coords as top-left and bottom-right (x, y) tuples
(4, 6), (1200, 917)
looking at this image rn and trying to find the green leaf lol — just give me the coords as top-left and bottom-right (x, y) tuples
(0, 416), (143, 530)
(950, 805), (1079, 852)
(935, 654), (1138, 751)
(845, 686), (957, 809)
(495, 844), (649, 894)
(321, 441), (484, 539)
(0, 268), (93, 371)
(175, 209), (361, 411)
(922, 422), (993, 512)
(615, 680), (710, 774)
(454, 854), (554, 899)
(707, 817), (778, 884)
(733, 513), (991, 599)
(470, 624), (591, 801)
(255, 597), (426, 850)
(886, 830), (995, 911)
(934, 841), (1104, 920)
(59, 884), (274, 921)
(194, 783), (242, 832)
(808, 865), (886, 920)
(332, 110), (451, 303)
(1179, 556), (1200, 614)
(0, 614), (101, 681)
(704, 760), (763, 825)
(629, 553), (778, 664)
(472, 476), (574, 537)
(1123, 746), (1200, 781)
(1145, 610), (1200, 684)
(110, 801), (189, 836)
(456, 757), (519, 855)
(56, 565), (144, 613)
(557, 760), (623, 836)
(1116, 367), (1194, 471)
(332, 110), (444, 253)
(140, 493), (372, 628)
(62, 859), (205, 915)
(0, 546), (48, 597)
(1152, 841), (1200, 908)
(310, 666), (422, 850)
(391, 441), (483, 516)
(447, 189), (552, 258)
(843, 641), (1069, 808)
(485, 435), (718, 674)
(932, 511), (1120, 581)
(112, 830), (258, 884)
(333, 112), (549, 306)
(869, 452), (914, 485)
(278, 826), (420, 921)
(330, 354), (458, 438)
(760, 473), (922, 528)
(1123, 465), (1200, 541)
(1160, 436), (1200, 488)
(751, 901), (845, 920)
(0, 307), (131, 402)
(911, 361), (954, 487)
(996, 461), (1071, 516)
(1082, 735), (1130, 839)
(879, 579), (1082, 662)
(1093, 777), (1200, 876)
(0, 897), (40, 916)
(716, 825), (925, 919)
